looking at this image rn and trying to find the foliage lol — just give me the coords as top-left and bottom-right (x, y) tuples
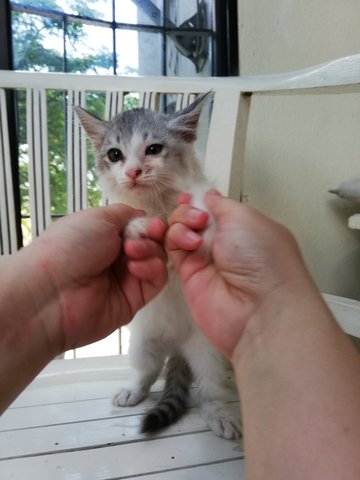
(12, 1), (115, 217)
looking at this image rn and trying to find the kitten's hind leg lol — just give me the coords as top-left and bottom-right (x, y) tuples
(113, 341), (166, 407)
(182, 333), (242, 440)
(201, 399), (242, 440)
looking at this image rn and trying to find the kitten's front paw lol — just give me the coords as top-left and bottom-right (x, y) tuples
(125, 217), (150, 240)
(113, 387), (147, 407)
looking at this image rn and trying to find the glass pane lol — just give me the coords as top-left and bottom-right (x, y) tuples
(116, 0), (164, 26)
(165, 0), (212, 30)
(166, 32), (211, 76)
(58, 0), (113, 20)
(66, 23), (113, 74)
(12, 11), (64, 72)
(116, 30), (162, 75)
(15, 0), (114, 21)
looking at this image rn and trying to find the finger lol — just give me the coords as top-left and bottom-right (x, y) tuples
(98, 204), (145, 231)
(146, 217), (168, 242)
(124, 238), (168, 262)
(177, 193), (193, 205)
(204, 191), (243, 224)
(166, 222), (203, 252)
(169, 204), (209, 230)
(128, 257), (168, 286)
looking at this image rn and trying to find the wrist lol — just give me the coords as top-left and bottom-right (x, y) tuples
(0, 247), (64, 412)
(230, 271), (324, 370)
(0, 245), (63, 358)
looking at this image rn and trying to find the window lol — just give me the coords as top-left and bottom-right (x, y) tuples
(9, 0), (238, 77)
(1, 0), (238, 247)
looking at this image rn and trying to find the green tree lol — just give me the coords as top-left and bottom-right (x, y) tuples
(12, 1), (114, 234)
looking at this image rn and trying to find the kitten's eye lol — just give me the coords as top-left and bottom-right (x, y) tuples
(145, 144), (163, 156)
(107, 148), (124, 163)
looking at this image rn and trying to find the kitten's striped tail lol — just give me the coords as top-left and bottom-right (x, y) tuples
(141, 355), (192, 434)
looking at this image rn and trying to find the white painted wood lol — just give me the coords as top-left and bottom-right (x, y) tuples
(1, 53), (360, 93)
(0, 357), (242, 480)
(348, 214), (360, 229)
(204, 89), (250, 199)
(0, 402), (240, 459)
(0, 89), (18, 255)
(26, 88), (51, 237)
(67, 90), (88, 213)
(131, 460), (245, 480)
(1, 54), (360, 354)
(0, 431), (243, 480)
(2, 387), (238, 432)
(0, 52), (360, 248)
(105, 90), (124, 119)
(324, 293), (360, 338)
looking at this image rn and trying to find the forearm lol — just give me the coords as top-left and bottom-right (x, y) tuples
(0, 248), (61, 414)
(234, 286), (360, 480)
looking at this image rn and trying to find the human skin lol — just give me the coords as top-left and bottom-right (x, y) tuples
(0, 204), (168, 414)
(167, 191), (360, 480)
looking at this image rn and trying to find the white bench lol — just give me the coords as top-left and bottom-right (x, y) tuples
(1, 55), (360, 337)
(1, 54), (360, 480)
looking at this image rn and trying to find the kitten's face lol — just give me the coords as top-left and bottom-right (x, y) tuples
(75, 92), (211, 201)
(96, 109), (189, 196)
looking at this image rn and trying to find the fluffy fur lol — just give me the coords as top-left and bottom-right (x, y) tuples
(75, 93), (241, 439)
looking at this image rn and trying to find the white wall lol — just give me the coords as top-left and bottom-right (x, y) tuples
(238, 0), (360, 299)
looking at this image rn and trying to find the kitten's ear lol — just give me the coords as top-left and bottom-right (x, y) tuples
(74, 106), (108, 149)
(168, 91), (213, 143)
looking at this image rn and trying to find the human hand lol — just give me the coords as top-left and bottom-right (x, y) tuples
(167, 191), (315, 359)
(23, 204), (167, 353)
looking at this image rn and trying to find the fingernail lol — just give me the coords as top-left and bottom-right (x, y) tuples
(206, 189), (222, 197)
(187, 208), (207, 222)
(186, 230), (202, 244)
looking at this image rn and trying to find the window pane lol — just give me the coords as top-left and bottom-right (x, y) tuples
(166, 32), (211, 76)
(58, 0), (113, 20)
(117, 30), (162, 75)
(12, 11), (64, 72)
(165, 0), (212, 29)
(14, 0), (114, 21)
(66, 22), (113, 74)
(116, 0), (164, 26)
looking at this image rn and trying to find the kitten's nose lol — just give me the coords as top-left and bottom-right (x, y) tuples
(126, 168), (142, 181)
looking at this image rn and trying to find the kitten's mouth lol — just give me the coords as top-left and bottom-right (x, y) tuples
(128, 180), (146, 190)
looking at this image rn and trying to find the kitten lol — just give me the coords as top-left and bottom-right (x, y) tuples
(75, 93), (241, 439)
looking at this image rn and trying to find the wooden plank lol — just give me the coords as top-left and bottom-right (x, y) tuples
(132, 459), (245, 480)
(204, 89), (250, 200)
(10, 356), (134, 408)
(1, 389), (163, 431)
(348, 213), (360, 229)
(1, 386), (239, 431)
(0, 89), (18, 255)
(0, 403), (241, 460)
(0, 432), (242, 480)
(2, 53), (360, 93)
(324, 293), (360, 338)
(9, 357), (237, 408)
(10, 379), (131, 409)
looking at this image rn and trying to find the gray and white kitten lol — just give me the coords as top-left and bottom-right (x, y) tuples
(75, 94), (241, 439)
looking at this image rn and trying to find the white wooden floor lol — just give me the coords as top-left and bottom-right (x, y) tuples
(0, 356), (244, 479)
